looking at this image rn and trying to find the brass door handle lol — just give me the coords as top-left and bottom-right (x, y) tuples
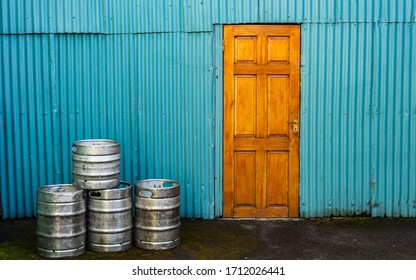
(289, 118), (298, 136)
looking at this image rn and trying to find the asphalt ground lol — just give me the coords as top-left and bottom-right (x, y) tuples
(1, 217), (416, 260)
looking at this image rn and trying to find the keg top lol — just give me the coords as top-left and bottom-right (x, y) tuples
(38, 184), (85, 203)
(88, 181), (132, 200)
(72, 139), (120, 155)
(135, 179), (180, 198)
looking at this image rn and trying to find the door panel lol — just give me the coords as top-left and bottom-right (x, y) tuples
(235, 152), (256, 207)
(266, 152), (288, 206)
(223, 25), (300, 218)
(267, 36), (290, 63)
(268, 75), (289, 136)
(235, 75), (257, 137)
(235, 37), (258, 63)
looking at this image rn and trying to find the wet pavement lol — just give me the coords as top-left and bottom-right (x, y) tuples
(1, 217), (416, 260)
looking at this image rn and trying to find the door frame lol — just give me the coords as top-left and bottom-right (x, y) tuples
(214, 24), (301, 218)
(213, 24), (224, 217)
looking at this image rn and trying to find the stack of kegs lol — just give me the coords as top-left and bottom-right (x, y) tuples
(72, 139), (133, 253)
(36, 139), (180, 258)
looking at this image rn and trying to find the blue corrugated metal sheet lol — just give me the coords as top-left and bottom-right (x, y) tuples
(1, 0), (415, 34)
(0, 0), (183, 34)
(0, 32), (216, 219)
(300, 23), (416, 217)
(259, 0), (416, 23)
(184, 0), (260, 31)
(1, 0), (416, 219)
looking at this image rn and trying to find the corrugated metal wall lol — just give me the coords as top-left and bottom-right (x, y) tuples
(300, 23), (416, 217)
(0, 32), (215, 219)
(1, 0), (415, 219)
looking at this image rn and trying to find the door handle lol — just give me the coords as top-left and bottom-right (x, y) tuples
(289, 118), (299, 136)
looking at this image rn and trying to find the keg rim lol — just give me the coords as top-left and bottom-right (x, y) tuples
(37, 184), (85, 202)
(72, 139), (119, 147)
(134, 179), (180, 198)
(37, 246), (86, 259)
(88, 241), (132, 253)
(135, 179), (179, 189)
(73, 177), (120, 190)
(135, 238), (180, 251)
(72, 139), (120, 155)
(87, 181), (132, 200)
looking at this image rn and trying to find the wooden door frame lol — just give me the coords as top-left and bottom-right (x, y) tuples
(214, 24), (301, 218)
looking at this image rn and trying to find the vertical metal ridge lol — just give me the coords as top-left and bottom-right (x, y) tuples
(406, 22), (416, 217)
(213, 24), (223, 217)
(0, 35), (5, 216)
(2, 36), (13, 218)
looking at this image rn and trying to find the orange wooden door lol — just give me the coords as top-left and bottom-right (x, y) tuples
(223, 25), (300, 218)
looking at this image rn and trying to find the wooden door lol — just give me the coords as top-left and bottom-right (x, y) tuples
(223, 25), (300, 218)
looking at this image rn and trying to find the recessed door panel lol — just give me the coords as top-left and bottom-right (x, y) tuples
(267, 36), (290, 63)
(234, 152), (257, 207)
(235, 75), (257, 137)
(235, 37), (258, 64)
(267, 152), (289, 206)
(268, 75), (289, 136)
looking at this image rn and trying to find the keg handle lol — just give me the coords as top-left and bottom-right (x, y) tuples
(89, 191), (102, 198)
(138, 190), (153, 198)
(162, 181), (175, 188)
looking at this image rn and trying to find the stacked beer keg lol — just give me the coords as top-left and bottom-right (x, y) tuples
(36, 139), (180, 258)
(36, 184), (86, 258)
(72, 139), (133, 253)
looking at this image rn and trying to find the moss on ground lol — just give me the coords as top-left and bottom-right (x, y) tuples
(0, 241), (41, 260)
(0, 219), (258, 260)
(2, 217), (416, 260)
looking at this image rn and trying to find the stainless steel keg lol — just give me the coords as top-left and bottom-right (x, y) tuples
(36, 184), (86, 258)
(134, 179), (180, 250)
(72, 139), (120, 190)
(87, 181), (133, 252)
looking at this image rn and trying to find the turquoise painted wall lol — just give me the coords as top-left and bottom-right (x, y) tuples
(1, 0), (415, 218)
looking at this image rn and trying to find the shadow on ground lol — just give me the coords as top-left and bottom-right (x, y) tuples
(1, 218), (416, 260)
